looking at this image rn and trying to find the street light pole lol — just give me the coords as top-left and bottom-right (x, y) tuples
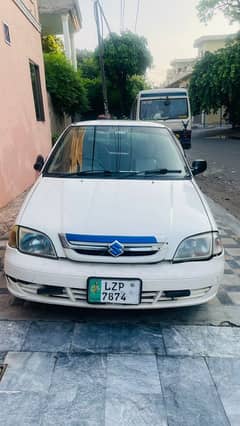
(94, 0), (109, 117)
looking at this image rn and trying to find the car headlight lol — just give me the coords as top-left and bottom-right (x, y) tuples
(173, 232), (223, 263)
(8, 226), (57, 259)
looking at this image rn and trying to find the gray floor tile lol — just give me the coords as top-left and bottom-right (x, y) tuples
(0, 320), (30, 351)
(72, 322), (112, 353)
(107, 354), (161, 395)
(111, 323), (165, 354)
(207, 358), (240, 426)
(157, 356), (229, 426)
(0, 352), (56, 392)
(217, 290), (234, 305)
(22, 321), (74, 352)
(0, 391), (45, 426)
(42, 386), (105, 426)
(105, 393), (167, 426)
(50, 353), (106, 393)
(226, 259), (240, 269)
(163, 325), (240, 357)
(0, 352), (6, 363)
(72, 322), (165, 354)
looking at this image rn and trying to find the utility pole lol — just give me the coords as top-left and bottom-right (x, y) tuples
(94, 0), (109, 117)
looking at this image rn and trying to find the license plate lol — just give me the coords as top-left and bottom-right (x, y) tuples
(87, 277), (142, 305)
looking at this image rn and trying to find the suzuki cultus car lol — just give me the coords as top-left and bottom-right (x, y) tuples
(4, 121), (224, 309)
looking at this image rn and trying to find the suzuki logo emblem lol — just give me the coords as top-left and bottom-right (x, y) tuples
(108, 240), (124, 257)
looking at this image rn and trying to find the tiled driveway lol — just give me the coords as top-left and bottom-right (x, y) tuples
(0, 321), (240, 425)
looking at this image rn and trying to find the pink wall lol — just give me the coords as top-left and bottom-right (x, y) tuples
(0, 0), (51, 208)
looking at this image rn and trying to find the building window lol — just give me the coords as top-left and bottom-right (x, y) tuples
(29, 61), (45, 121)
(3, 22), (11, 44)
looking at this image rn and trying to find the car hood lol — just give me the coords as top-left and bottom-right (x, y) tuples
(149, 120), (190, 131)
(19, 177), (212, 256)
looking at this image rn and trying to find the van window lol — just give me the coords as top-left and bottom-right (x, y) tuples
(140, 98), (188, 120)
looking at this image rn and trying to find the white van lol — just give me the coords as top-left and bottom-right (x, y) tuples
(131, 88), (192, 149)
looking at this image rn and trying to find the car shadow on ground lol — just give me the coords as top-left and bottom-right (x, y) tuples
(1, 294), (229, 326)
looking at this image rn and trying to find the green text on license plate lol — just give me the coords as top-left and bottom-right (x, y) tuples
(87, 278), (141, 305)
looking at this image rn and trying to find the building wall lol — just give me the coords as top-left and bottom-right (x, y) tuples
(0, 0), (51, 208)
(21, 0), (39, 20)
(165, 59), (196, 87)
(198, 40), (228, 57)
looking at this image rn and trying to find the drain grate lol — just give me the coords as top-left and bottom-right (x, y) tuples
(0, 365), (7, 382)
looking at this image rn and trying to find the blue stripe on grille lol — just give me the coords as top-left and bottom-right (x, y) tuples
(66, 234), (157, 244)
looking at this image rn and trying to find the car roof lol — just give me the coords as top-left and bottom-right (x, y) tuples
(72, 120), (167, 128)
(139, 88), (188, 95)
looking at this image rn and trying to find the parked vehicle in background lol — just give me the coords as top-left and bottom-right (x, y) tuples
(5, 121), (224, 309)
(131, 88), (192, 149)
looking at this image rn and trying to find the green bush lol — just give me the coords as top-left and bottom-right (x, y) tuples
(44, 53), (88, 117)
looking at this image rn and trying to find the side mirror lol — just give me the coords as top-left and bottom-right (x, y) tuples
(191, 159), (207, 176)
(33, 155), (44, 172)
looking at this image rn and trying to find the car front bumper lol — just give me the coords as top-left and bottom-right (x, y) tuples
(4, 246), (224, 309)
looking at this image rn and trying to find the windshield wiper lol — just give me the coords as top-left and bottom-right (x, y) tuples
(46, 168), (185, 179)
(58, 170), (114, 177)
(144, 168), (182, 175)
(120, 168), (183, 178)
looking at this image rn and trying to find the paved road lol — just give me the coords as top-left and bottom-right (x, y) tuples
(189, 129), (240, 219)
(191, 129), (240, 186)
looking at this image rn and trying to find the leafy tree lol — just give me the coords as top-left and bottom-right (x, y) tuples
(77, 50), (99, 79)
(42, 35), (64, 54)
(125, 75), (150, 116)
(76, 50), (103, 118)
(95, 32), (152, 116)
(103, 75), (149, 118)
(197, 0), (240, 23)
(44, 53), (88, 117)
(189, 37), (240, 126)
(81, 77), (104, 119)
(189, 52), (222, 115)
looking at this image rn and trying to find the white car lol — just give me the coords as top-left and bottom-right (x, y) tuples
(4, 121), (224, 309)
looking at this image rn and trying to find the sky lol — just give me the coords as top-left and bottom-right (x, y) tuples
(75, 0), (239, 84)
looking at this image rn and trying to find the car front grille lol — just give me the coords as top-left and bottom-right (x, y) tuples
(59, 234), (168, 264)
(7, 277), (212, 306)
(73, 248), (159, 257)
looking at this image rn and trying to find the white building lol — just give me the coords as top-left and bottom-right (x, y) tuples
(165, 33), (236, 88)
(38, 0), (82, 69)
(165, 58), (196, 88)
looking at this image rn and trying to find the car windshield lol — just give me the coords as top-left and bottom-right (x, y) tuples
(140, 98), (188, 120)
(45, 125), (189, 179)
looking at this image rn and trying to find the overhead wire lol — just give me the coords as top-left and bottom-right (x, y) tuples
(122, 0), (125, 32)
(135, 0), (141, 33)
(99, 0), (104, 37)
(100, 6), (104, 38)
(97, 0), (112, 34)
(93, 0), (109, 115)
(120, 0), (123, 32)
